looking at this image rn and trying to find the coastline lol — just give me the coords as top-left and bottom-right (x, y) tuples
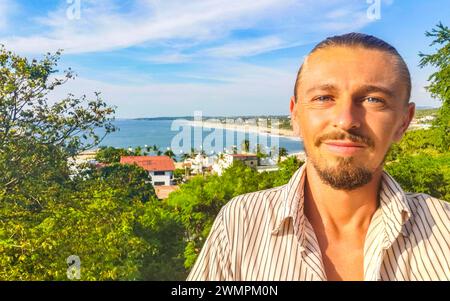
(184, 120), (301, 141)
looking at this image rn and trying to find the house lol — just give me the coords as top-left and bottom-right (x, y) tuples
(212, 153), (258, 176)
(183, 153), (215, 175)
(229, 153), (258, 168)
(68, 149), (99, 178)
(120, 155), (175, 186)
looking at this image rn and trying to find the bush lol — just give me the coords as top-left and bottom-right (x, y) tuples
(386, 153), (450, 201)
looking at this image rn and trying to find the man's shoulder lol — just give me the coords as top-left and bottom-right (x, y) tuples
(404, 192), (450, 225)
(405, 192), (449, 211)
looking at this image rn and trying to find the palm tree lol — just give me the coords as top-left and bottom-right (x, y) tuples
(241, 139), (250, 153)
(181, 153), (190, 161)
(164, 149), (177, 162)
(189, 147), (197, 159)
(231, 145), (238, 154)
(134, 146), (143, 156)
(255, 143), (267, 165)
(278, 147), (288, 163)
(150, 144), (162, 156)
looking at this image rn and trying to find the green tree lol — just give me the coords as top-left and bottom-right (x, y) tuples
(0, 46), (116, 194)
(255, 143), (267, 165)
(95, 146), (131, 163)
(189, 147), (197, 158)
(0, 182), (186, 280)
(181, 153), (190, 161)
(91, 163), (156, 202)
(419, 22), (450, 152)
(385, 153), (450, 201)
(278, 147), (288, 163)
(133, 146), (143, 156)
(151, 145), (163, 156)
(241, 139), (250, 153)
(164, 148), (177, 161)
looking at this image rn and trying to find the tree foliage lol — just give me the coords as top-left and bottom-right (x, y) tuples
(419, 22), (450, 151)
(0, 46), (116, 194)
(0, 183), (186, 280)
(386, 153), (450, 201)
(95, 146), (131, 163)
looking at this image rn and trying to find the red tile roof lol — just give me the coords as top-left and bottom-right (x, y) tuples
(120, 156), (175, 171)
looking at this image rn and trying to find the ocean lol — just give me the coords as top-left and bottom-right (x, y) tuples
(97, 119), (304, 156)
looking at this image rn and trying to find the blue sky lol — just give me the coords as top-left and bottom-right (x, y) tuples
(0, 0), (448, 118)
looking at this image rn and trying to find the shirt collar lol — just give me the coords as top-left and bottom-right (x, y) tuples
(271, 162), (412, 248)
(378, 171), (412, 247)
(271, 162), (307, 246)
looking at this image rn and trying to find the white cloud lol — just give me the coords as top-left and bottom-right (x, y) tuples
(2, 0), (294, 54)
(1, 0), (374, 56)
(201, 36), (290, 58)
(0, 0), (15, 31)
(145, 53), (193, 64)
(46, 61), (297, 118)
(145, 36), (303, 62)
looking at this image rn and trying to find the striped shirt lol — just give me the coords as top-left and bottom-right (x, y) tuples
(187, 163), (450, 281)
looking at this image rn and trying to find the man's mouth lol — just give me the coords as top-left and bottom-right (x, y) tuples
(322, 140), (367, 155)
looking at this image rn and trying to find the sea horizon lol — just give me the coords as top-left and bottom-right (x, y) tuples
(96, 119), (304, 157)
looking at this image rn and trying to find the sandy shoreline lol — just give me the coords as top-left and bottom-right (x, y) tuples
(184, 120), (301, 141)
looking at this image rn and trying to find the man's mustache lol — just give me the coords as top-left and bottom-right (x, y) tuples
(314, 131), (375, 148)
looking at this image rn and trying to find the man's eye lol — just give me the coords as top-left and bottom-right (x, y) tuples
(365, 97), (384, 104)
(314, 96), (332, 102)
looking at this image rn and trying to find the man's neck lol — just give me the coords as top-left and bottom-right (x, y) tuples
(303, 162), (383, 281)
(303, 162), (382, 233)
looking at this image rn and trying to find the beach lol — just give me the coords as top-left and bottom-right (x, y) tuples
(185, 120), (301, 140)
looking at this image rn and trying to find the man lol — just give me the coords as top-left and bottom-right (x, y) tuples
(187, 33), (450, 281)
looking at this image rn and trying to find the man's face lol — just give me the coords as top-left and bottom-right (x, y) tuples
(290, 46), (415, 190)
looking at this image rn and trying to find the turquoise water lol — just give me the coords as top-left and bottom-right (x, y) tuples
(98, 119), (304, 155)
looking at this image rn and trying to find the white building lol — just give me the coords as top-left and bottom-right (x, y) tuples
(120, 155), (175, 186)
(212, 153), (258, 176)
(184, 153), (216, 175)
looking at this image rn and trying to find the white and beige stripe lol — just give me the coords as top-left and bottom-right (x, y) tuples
(187, 163), (450, 281)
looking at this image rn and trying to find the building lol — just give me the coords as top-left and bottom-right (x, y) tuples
(229, 153), (258, 168)
(212, 153), (258, 176)
(120, 155), (175, 186)
(68, 149), (99, 178)
(183, 153), (216, 175)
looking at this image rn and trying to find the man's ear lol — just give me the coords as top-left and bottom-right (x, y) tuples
(290, 96), (303, 138)
(393, 102), (415, 142)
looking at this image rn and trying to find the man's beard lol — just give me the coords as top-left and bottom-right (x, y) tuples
(309, 155), (373, 190)
(305, 130), (376, 191)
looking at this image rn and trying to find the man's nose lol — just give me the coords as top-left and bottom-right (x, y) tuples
(332, 98), (361, 130)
